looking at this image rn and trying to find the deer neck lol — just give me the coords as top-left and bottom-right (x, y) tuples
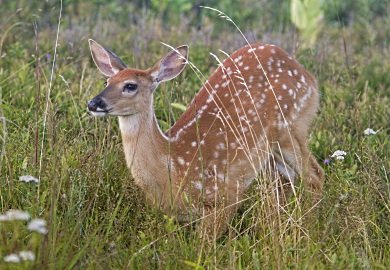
(118, 109), (173, 205)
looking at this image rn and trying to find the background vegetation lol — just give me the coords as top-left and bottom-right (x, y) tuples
(0, 0), (389, 269)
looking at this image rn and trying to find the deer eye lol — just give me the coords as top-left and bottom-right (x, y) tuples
(123, 83), (138, 93)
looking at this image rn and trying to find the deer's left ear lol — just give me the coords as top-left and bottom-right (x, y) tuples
(150, 45), (188, 83)
(89, 39), (128, 77)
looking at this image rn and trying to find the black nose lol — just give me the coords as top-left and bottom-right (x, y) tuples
(88, 98), (104, 112)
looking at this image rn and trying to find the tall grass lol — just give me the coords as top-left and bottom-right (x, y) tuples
(0, 1), (389, 269)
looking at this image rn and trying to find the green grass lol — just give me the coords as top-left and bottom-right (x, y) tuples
(0, 1), (389, 269)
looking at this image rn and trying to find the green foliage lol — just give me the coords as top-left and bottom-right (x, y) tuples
(0, 0), (389, 269)
(150, 0), (192, 15)
(323, 0), (390, 25)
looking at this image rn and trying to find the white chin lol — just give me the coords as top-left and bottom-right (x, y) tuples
(90, 111), (107, 117)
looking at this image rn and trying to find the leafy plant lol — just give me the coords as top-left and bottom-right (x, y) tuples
(290, 0), (324, 47)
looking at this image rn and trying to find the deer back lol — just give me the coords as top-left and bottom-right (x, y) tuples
(166, 43), (319, 201)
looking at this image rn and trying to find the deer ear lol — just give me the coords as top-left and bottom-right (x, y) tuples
(150, 45), (188, 83)
(88, 39), (128, 77)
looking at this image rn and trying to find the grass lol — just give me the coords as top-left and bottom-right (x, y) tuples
(0, 1), (389, 269)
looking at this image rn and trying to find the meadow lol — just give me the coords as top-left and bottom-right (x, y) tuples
(0, 0), (389, 269)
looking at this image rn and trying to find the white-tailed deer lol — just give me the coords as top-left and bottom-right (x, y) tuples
(87, 39), (324, 238)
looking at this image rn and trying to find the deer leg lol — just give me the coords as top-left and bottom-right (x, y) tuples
(274, 135), (324, 201)
(307, 152), (324, 199)
(270, 153), (296, 202)
(196, 196), (241, 241)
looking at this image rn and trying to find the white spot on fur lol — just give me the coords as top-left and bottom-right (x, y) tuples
(301, 75), (306, 84)
(217, 142), (226, 150)
(177, 157), (185, 166)
(194, 181), (203, 190)
(222, 80), (231, 87)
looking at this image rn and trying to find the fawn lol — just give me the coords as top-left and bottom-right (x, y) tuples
(87, 39), (324, 238)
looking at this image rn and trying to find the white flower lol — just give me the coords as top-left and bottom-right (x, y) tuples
(19, 251), (35, 261)
(19, 175), (39, 183)
(0, 210), (30, 221)
(331, 150), (347, 160)
(363, 128), (377, 135)
(4, 254), (20, 263)
(339, 193), (348, 201)
(28, 218), (48, 234)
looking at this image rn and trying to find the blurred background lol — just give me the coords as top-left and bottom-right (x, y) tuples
(0, 1), (389, 269)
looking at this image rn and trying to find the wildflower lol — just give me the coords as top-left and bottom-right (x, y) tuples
(4, 254), (20, 263)
(19, 175), (39, 183)
(46, 53), (51, 60)
(335, 193), (348, 207)
(331, 150), (347, 161)
(339, 193), (348, 201)
(19, 251), (35, 261)
(28, 218), (48, 234)
(363, 128), (377, 135)
(323, 158), (332, 164)
(0, 210), (30, 221)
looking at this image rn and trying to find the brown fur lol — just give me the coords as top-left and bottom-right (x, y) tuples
(88, 40), (324, 238)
